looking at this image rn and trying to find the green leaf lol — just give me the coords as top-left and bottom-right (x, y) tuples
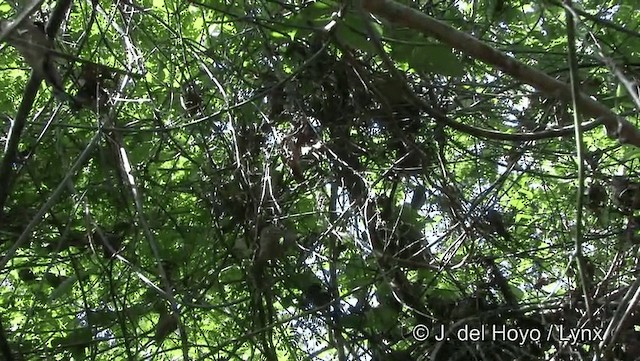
(509, 285), (525, 301)
(408, 44), (464, 76)
(48, 275), (78, 302)
(335, 14), (382, 55)
(340, 313), (364, 329)
(48, 270), (93, 302)
(299, 1), (335, 20)
(399, 203), (423, 227)
(388, 29), (464, 76)
(366, 306), (399, 331)
(218, 265), (243, 283)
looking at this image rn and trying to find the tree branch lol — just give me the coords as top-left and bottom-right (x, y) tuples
(361, 0), (640, 148)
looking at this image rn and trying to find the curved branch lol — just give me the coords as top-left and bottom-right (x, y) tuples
(432, 109), (605, 142)
(362, 0), (640, 148)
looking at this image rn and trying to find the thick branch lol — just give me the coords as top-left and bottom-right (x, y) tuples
(0, 0), (73, 217)
(362, 0), (640, 147)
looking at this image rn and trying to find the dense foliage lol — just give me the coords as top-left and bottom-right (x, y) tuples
(2, 0), (640, 360)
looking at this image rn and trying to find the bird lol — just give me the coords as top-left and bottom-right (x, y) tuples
(486, 208), (512, 242)
(0, 19), (76, 104)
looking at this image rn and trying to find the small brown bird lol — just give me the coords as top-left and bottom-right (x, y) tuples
(180, 81), (203, 117)
(486, 208), (512, 242)
(611, 176), (640, 211)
